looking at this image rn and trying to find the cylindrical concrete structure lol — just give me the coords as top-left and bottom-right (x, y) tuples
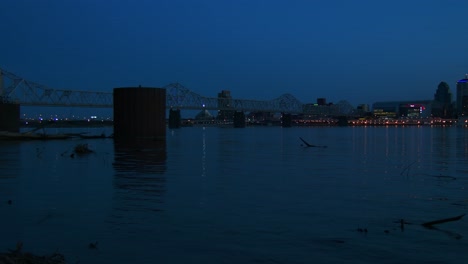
(113, 87), (166, 140)
(281, 113), (292, 127)
(233, 111), (245, 128)
(337, 116), (348, 126)
(0, 102), (20, 132)
(168, 109), (181, 129)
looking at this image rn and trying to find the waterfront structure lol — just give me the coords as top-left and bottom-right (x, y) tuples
(357, 104), (369, 112)
(355, 104), (370, 115)
(113, 87), (166, 140)
(373, 100), (432, 118)
(302, 103), (340, 117)
(195, 109), (214, 120)
(302, 100), (355, 118)
(217, 90), (235, 120)
(456, 75), (468, 116)
(432, 81), (453, 118)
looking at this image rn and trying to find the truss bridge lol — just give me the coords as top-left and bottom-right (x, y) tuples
(0, 68), (304, 114)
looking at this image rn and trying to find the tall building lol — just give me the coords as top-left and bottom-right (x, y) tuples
(357, 104), (369, 112)
(456, 75), (468, 116)
(317, 98), (326, 106)
(217, 90), (235, 120)
(432, 81), (453, 118)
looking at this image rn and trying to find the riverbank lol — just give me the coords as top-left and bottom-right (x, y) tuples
(0, 243), (66, 264)
(21, 120), (113, 128)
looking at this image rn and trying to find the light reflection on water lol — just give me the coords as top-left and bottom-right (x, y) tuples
(0, 126), (468, 263)
(110, 139), (167, 228)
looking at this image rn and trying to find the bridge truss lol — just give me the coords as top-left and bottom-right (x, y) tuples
(0, 68), (305, 113)
(165, 83), (304, 113)
(0, 68), (113, 108)
(0, 67), (359, 117)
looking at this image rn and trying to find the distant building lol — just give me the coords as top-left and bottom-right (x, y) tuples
(357, 104), (369, 112)
(373, 100), (432, 118)
(302, 100), (354, 117)
(432, 81), (453, 118)
(217, 90), (235, 120)
(456, 75), (468, 116)
(247, 111), (274, 122)
(317, 98), (326, 106)
(372, 102), (398, 118)
(355, 104), (370, 117)
(195, 109), (214, 120)
(303, 103), (337, 117)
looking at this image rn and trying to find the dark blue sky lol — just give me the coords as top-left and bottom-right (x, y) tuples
(2, 0), (468, 115)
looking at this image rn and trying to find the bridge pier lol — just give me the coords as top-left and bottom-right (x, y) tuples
(0, 102), (20, 132)
(337, 116), (348, 126)
(113, 87), (166, 140)
(233, 111), (246, 128)
(168, 109), (181, 129)
(281, 113), (292, 127)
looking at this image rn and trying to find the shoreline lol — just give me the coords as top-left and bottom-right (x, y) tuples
(18, 118), (463, 128)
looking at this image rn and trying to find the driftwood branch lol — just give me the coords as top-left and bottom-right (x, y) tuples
(421, 214), (465, 227)
(299, 137), (327, 148)
(400, 161), (417, 176)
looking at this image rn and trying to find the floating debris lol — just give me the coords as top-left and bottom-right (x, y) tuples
(74, 143), (94, 154)
(433, 174), (457, 180)
(356, 228), (368, 233)
(88, 241), (98, 250)
(422, 214), (465, 227)
(299, 137), (327, 148)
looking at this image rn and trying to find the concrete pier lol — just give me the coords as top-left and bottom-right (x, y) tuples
(337, 116), (348, 126)
(168, 109), (181, 129)
(282, 113), (292, 127)
(0, 102), (20, 132)
(113, 87), (166, 140)
(233, 111), (246, 128)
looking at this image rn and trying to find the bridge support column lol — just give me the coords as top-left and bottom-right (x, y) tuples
(113, 87), (166, 140)
(337, 116), (348, 126)
(0, 102), (20, 132)
(233, 111), (245, 128)
(281, 113), (292, 127)
(168, 109), (181, 129)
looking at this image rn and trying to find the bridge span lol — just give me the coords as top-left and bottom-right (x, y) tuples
(0, 68), (304, 114)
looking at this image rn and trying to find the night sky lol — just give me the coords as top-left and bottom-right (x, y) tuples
(2, 0), (468, 116)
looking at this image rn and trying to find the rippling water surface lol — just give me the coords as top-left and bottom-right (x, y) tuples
(1, 126), (468, 263)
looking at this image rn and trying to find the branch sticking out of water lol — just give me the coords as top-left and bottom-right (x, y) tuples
(422, 214), (465, 227)
(400, 161), (417, 176)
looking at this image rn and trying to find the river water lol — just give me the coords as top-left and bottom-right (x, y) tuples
(0, 125), (467, 263)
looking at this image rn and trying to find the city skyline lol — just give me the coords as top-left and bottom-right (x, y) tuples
(2, 0), (468, 113)
(15, 76), (464, 121)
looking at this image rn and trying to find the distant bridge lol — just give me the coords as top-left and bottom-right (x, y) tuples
(0, 68), (305, 113)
